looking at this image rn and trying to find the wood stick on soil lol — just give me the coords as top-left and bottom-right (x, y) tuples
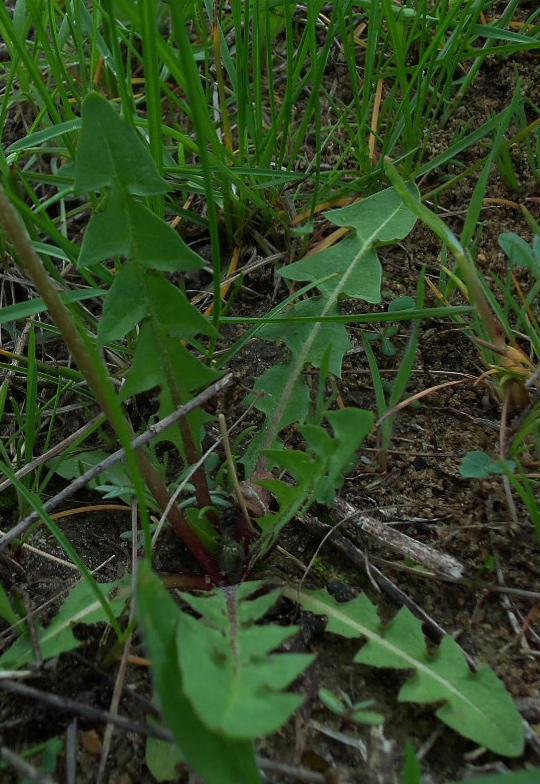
(0, 679), (327, 783)
(0, 374), (233, 552)
(331, 497), (465, 580)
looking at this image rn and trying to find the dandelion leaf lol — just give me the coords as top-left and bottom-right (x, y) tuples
(137, 563), (262, 784)
(177, 583), (314, 739)
(74, 93), (167, 196)
(288, 588), (525, 757)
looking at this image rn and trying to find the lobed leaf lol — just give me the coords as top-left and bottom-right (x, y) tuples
(98, 266), (215, 345)
(250, 409), (373, 559)
(121, 322), (221, 400)
(177, 584), (314, 739)
(0, 578), (129, 670)
(281, 185), (419, 304)
(245, 185), (419, 467)
(259, 299), (352, 373)
(250, 361), (311, 427)
(136, 563), (262, 784)
(78, 192), (204, 272)
(283, 234), (383, 304)
(74, 93), (168, 196)
(324, 185), (420, 242)
(287, 587), (525, 757)
(301, 408), (374, 503)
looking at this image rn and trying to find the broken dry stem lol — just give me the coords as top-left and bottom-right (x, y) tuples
(0, 377), (232, 552)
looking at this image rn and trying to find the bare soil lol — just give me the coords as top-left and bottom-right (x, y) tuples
(1, 5), (540, 784)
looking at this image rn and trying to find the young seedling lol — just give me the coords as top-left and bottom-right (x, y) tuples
(319, 687), (384, 728)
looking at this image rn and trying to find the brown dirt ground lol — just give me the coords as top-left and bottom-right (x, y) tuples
(1, 4), (540, 784)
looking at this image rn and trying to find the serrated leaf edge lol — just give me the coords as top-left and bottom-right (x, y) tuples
(284, 588), (522, 753)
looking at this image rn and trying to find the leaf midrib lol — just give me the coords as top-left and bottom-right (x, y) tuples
(262, 205), (402, 452)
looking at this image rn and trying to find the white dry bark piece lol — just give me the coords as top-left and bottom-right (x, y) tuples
(332, 498), (465, 581)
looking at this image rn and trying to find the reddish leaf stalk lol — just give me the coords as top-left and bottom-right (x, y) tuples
(0, 185), (224, 585)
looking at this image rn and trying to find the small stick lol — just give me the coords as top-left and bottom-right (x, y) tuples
(331, 498), (465, 580)
(0, 374), (233, 552)
(0, 556), (115, 646)
(0, 745), (57, 784)
(490, 532), (530, 646)
(218, 412), (253, 531)
(0, 679), (173, 742)
(256, 758), (326, 784)
(299, 513), (461, 654)
(0, 413), (105, 494)
(65, 719), (77, 784)
(0, 681), (325, 783)
(12, 588), (43, 669)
